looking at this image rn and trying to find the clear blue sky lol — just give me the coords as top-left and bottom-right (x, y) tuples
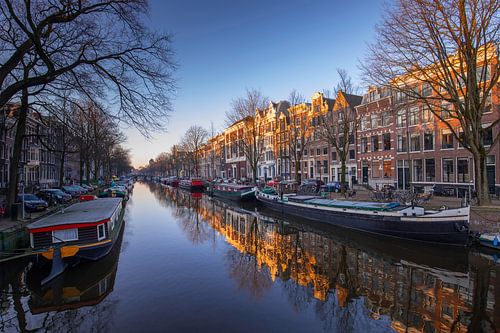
(124, 0), (385, 168)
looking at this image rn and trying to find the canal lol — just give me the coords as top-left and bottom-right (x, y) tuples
(1, 181), (499, 332)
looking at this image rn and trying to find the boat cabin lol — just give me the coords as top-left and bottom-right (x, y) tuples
(27, 198), (123, 250)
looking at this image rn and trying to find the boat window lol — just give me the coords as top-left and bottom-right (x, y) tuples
(52, 228), (78, 243)
(98, 224), (106, 241)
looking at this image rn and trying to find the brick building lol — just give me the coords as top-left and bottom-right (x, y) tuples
(356, 87), (397, 189)
(224, 117), (251, 180)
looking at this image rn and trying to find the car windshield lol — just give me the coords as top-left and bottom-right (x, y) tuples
(21, 194), (39, 200)
(49, 189), (65, 195)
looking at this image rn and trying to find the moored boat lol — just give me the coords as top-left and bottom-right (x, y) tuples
(27, 197), (125, 284)
(478, 233), (500, 250)
(255, 188), (470, 246)
(209, 183), (255, 201)
(179, 178), (204, 191)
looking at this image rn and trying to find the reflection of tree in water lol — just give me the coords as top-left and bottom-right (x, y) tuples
(176, 207), (211, 245)
(224, 217), (272, 299)
(225, 249), (272, 299)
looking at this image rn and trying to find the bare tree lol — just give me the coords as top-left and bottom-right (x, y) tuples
(318, 69), (361, 189)
(286, 90), (311, 183)
(362, 0), (499, 205)
(0, 1), (176, 134)
(180, 125), (208, 177)
(225, 89), (269, 182)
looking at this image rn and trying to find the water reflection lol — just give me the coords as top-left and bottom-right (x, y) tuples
(1, 183), (499, 332)
(153, 184), (500, 333)
(0, 224), (124, 332)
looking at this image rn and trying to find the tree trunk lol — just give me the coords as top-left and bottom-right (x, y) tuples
(79, 153), (84, 184)
(58, 151), (65, 187)
(340, 158), (347, 184)
(340, 156), (348, 196)
(474, 152), (491, 206)
(6, 89), (28, 218)
(85, 155), (91, 184)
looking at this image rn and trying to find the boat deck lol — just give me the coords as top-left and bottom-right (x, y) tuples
(287, 196), (400, 211)
(27, 198), (123, 230)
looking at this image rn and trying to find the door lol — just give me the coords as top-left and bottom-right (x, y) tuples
(362, 166), (368, 183)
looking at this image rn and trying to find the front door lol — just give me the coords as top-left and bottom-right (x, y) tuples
(362, 166), (369, 184)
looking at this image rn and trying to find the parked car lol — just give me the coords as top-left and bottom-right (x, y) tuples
(78, 184), (94, 191)
(37, 189), (72, 204)
(322, 181), (349, 193)
(17, 194), (48, 212)
(62, 185), (85, 197)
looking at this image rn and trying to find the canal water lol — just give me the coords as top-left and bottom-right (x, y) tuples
(1, 182), (499, 332)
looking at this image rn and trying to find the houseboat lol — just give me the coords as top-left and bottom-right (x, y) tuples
(208, 183), (256, 201)
(27, 220), (124, 313)
(167, 176), (179, 187)
(179, 178), (204, 191)
(27, 197), (125, 284)
(255, 188), (470, 246)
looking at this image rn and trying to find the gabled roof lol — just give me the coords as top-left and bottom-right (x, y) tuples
(342, 93), (363, 108)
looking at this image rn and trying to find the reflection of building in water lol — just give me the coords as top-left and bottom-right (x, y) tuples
(186, 192), (499, 332)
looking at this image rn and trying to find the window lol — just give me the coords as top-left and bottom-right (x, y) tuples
(332, 151), (337, 161)
(349, 150), (355, 160)
(323, 147), (328, 155)
(316, 148), (320, 156)
(383, 133), (391, 151)
(98, 224), (106, 241)
(441, 101), (452, 119)
(424, 132), (434, 150)
(397, 134), (407, 152)
(361, 137), (368, 153)
(458, 129), (465, 148)
(349, 134), (355, 144)
(441, 131), (454, 149)
(371, 114), (378, 128)
(323, 160), (328, 173)
(371, 135), (379, 152)
(383, 160), (392, 178)
(410, 134), (421, 151)
(381, 112), (391, 126)
(409, 107), (419, 126)
(396, 110), (406, 128)
(422, 83), (432, 96)
(457, 158), (470, 182)
(483, 127), (493, 146)
(304, 149), (308, 156)
(52, 228), (78, 243)
(361, 116), (370, 130)
(425, 159), (435, 182)
(442, 159), (455, 182)
(422, 107), (433, 122)
(413, 159), (423, 182)
(476, 65), (491, 82)
(372, 160), (381, 178)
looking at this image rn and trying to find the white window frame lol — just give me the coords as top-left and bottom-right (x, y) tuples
(52, 228), (78, 243)
(97, 223), (106, 241)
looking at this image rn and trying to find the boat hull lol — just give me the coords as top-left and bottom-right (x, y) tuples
(256, 195), (469, 246)
(211, 188), (255, 201)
